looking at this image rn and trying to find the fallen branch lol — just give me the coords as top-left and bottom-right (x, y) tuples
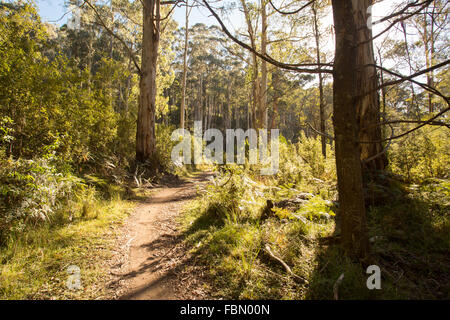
(333, 273), (345, 300)
(217, 173), (233, 187)
(264, 245), (308, 284)
(122, 236), (135, 249)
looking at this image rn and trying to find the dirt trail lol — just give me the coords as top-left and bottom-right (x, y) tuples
(115, 172), (212, 300)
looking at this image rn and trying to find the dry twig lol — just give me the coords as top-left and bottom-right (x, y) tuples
(264, 245), (308, 284)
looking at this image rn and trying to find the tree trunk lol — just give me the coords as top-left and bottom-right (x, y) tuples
(271, 69), (280, 129)
(225, 78), (231, 130)
(355, 0), (386, 172)
(200, 76), (204, 124)
(312, 3), (326, 158)
(180, 0), (189, 129)
(331, 0), (369, 260)
(401, 22), (418, 117)
(377, 47), (386, 117)
(424, 5), (436, 113)
(260, 0), (268, 128)
(236, 104), (240, 129)
(241, 0), (259, 129)
(136, 0), (160, 164)
(271, 94), (278, 130)
(247, 97), (251, 130)
(196, 73), (202, 121)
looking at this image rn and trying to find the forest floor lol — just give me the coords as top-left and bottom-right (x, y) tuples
(110, 172), (213, 300)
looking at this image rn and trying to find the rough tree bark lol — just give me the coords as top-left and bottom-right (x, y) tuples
(355, 0), (386, 172)
(136, 0), (160, 164)
(331, 0), (370, 260)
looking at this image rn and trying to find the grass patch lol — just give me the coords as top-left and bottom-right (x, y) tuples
(0, 197), (135, 299)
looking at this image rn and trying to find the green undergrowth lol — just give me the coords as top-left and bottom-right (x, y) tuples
(180, 165), (450, 300)
(0, 153), (142, 299)
(0, 196), (135, 299)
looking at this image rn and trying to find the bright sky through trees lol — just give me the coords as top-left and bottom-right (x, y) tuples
(34, 0), (403, 32)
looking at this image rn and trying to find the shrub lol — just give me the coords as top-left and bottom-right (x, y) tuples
(389, 126), (450, 182)
(0, 155), (84, 244)
(275, 133), (336, 187)
(155, 124), (179, 174)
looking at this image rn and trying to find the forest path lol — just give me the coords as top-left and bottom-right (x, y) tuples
(117, 172), (213, 300)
